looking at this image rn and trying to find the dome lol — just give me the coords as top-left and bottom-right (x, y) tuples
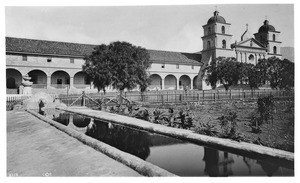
(207, 11), (226, 24)
(258, 20), (276, 33)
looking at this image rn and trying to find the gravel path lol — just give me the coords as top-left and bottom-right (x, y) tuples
(7, 110), (141, 177)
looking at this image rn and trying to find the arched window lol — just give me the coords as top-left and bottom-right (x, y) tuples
(248, 54), (254, 61)
(273, 46), (277, 54)
(222, 26), (225, 34)
(273, 34), (276, 41)
(222, 40), (226, 49)
(207, 41), (211, 49)
(208, 27), (211, 35)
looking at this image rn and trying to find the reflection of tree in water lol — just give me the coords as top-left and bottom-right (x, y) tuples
(72, 115), (90, 128)
(52, 112), (70, 126)
(86, 119), (151, 160)
(203, 147), (219, 176)
(257, 160), (279, 176)
(243, 157), (256, 175)
(203, 148), (234, 177)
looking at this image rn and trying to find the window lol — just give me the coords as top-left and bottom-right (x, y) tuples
(161, 63), (165, 68)
(222, 26), (225, 34)
(176, 64), (179, 69)
(47, 57), (52, 62)
(208, 27), (211, 35)
(250, 40), (253, 47)
(248, 54), (254, 62)
(207, 41), (211, 49)
(70, 58), (74, 63)
(273, 34), (276, 41)
(22, 55), (27, 61)
(273, 46), (277, 54)
(192, 65), (194, 69)
(222, 40), (226, 49)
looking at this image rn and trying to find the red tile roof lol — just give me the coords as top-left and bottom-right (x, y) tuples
(6, 37), (202, 66)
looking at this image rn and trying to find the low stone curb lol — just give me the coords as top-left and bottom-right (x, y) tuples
(57, 106), (294, 165)
(27, 109), (177, 177)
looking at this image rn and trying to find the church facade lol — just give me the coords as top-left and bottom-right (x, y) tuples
(197, 11), (282, 90)
(6, 10), (283, 94)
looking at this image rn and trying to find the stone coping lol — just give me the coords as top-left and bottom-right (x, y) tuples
(57, 106), (294, 167)
(27, 109), (177, 177)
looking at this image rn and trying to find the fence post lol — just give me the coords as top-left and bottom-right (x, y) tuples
(167, 92), (169, 102)
(81, 91), (86, 106)
(202, 90), (205, 104)
(229, 90), (232, 100)
(243, 90), (246, 99)
(213, 91), (216, 102)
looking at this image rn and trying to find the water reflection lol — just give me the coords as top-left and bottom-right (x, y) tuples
(257, 160), (279, 176)
(86, 119), (151, 160)
(50, 111), (293, 176)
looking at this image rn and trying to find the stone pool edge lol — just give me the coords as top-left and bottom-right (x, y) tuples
(26, 109), (177, 177)
(57, 106), (294, 164)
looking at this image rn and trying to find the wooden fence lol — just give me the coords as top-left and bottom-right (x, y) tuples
(57, 89), (294, 107)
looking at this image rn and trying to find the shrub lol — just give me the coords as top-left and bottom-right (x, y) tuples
(7, 101), (19, 111)
(152, 109), (165, 124)
(248, 112), (262, 133)
(161, 108), (176, 127)
(217, 110), (238, 138)
(257, 95), (276, 123)
(134, 109), (150, 122)
(194, 121), (217, 136)
(175, 109), (195, 129)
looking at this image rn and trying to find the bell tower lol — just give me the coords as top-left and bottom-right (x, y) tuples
(197, 11), (235, 90)
(254, 19), (282, 58)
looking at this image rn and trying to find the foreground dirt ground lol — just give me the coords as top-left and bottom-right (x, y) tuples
(144, 99), (294, 152)
(7, 110), (140, 177)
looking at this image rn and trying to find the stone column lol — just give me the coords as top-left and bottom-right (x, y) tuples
(245, 53), (247, 63)
(236, 52), (238, 62)
(255, 54), (258, 65)
(240, 52), (243, 62)
(176, 78), (180, 90)
(190, 78), (194, 90)
(47, 76), (51, 89)
(70, 77), (74, 88)
(161, 79), (165, 90)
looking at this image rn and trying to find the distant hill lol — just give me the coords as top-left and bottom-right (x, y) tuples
(281, 47), (294, 62)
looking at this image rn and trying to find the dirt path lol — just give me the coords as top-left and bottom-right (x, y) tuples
(7, 110), (141, 177)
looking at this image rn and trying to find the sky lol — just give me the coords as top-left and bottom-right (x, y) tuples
(5, 4), (294, 53)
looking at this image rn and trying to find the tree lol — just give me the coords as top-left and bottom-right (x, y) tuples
(205, 57), (241, 90)
(279, 59), (294, 90)
(83, 41), (151, 96)
(247, 65), (263, 89)
(256, 57), (294, 90)
(217, 57), (240, 90)
(204, 59), (218, 89)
